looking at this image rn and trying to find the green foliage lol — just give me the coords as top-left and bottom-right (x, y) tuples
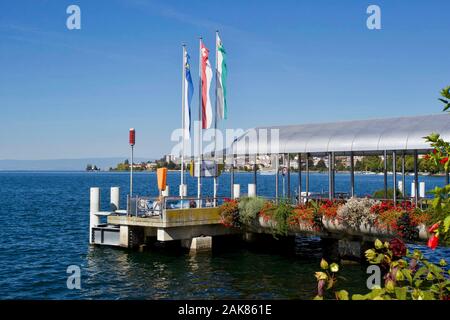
(314, 239), (450, 300)
(440, 86), (450, 111)
(115, 162), (130, 171)
(354, 156), (382, 172)
(271, 199), (294, 238)
(315, 160), (327, 172)
(238, 197), (266, 225)
(372, 188), (402, 199)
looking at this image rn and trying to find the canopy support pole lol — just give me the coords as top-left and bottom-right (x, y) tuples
(298, 153), (302, 204)
(350, 152), (355, 198)
(253, 154), (257, 195)
(393, 151), (397, 205)
(231, 153), (236, 198)
(287, 153), (291, 200)
(275, 154), (279, 203)
(402, 151), (406, 198)
(328, 152), (332, 200)
(383, 150), (388, 200)
(306, 153), (310, 202)
(414, 150), (419, 206)
(331, 152), (335, 199)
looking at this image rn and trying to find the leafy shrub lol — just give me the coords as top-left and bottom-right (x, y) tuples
(314, 238), (450, 300)
(238, 197), (266, 225)
(271, 199), (294, 238)
(372, 188), (402, 199)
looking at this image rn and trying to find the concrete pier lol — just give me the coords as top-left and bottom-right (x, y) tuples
(89, 186), (429, 262)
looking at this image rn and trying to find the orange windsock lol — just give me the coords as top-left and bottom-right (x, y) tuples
(157, 167), (167, 191)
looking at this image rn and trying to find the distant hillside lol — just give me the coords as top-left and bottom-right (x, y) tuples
(0, 157), (154, 171)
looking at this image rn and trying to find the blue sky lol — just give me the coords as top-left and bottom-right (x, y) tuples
(1, 0), (449, 160)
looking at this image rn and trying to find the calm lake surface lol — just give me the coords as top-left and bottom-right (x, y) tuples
(0, 171), (449, 299)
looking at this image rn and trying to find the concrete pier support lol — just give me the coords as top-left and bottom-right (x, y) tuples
(233, 184), (240, 199)
(181, 236), (212, 253)
(89, 187), (100, 244)
(110, 187), (120, 211)
(119, 225), (144, 249)
(119, 225), (129, 248)
(248, 184), (256, 197)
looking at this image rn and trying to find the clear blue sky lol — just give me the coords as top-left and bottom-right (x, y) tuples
(1, 0), (449, 160)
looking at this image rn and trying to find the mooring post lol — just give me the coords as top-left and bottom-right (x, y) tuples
(110, 187), (120, 212)
(248, 184), (256, 197)
(233, 184), (241, 199)
(89, 187), (100, 244)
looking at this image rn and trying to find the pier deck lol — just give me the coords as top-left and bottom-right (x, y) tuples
(107, 207), (222, 228)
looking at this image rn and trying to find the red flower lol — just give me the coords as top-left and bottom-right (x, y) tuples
(440, 157), (449, 164)
(427, 234), (439, 250)
(433, 149), (438, 154)
(424, 154), (431, 160)
(428, 222), (440, 233)
(389, 238), (407, 258)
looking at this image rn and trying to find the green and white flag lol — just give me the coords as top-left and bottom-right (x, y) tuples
(216, 32), (227, 120)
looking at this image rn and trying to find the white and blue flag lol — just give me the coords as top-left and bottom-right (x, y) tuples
(184, 51), (194, 138)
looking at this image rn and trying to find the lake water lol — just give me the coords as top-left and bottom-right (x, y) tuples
(0, 171), (448, 299)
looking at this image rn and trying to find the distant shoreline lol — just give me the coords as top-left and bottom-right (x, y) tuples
(0, 170), (446, 177)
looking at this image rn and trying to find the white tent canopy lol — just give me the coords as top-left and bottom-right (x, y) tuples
(230, 114), (450, 156)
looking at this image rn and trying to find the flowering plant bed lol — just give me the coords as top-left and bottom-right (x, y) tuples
(318, 199), (343, 221)
(219, 198), (240, 228)
(288, 203), (321, 231)
(371, 200), (431, 241)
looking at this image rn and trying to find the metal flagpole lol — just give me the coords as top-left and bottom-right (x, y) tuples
(213, 31), (219, 207)
(129, 128), (135, 197)
(197, 38), (203, 207)
(181, 44), (186, 201)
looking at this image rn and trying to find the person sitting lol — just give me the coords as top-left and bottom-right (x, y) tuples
(205, 197), (213, 207)
(189, 200), (197, 208)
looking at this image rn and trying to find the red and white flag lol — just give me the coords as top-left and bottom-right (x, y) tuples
(201, 41), (213, 129)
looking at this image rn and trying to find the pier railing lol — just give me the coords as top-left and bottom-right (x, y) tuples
(126, 195), (231, 218)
